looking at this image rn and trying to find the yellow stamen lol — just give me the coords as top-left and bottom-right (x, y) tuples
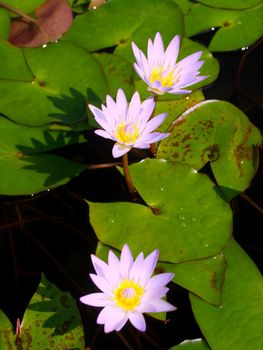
(114, 279), (144, 311)
(115, 123), (139, 144)
(149, 66), (175, 88)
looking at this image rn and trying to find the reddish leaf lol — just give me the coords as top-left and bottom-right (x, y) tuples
(9, 0), (73, 47)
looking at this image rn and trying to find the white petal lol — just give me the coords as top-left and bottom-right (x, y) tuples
(131, 41), (142, 64)
(120, 244), (134, 276)
(94, 129), (114, 141)
(97, 305), (127, 333)
(141, 113), (167, 135)
(136, 96), (155, 128)
(112, 143), (131, 158)
(90, 274), (111, 294)
(128, 312), (146, 332)
(89, 105), (111, 132)
(91, 254), (109, 278)
(134, 63), (147, 82)
(108, 250), (121, 271)
(153, 32), (164, 62)
(144, 273), (174, 298)
(164, 34), (180, 68)
(137, 299), (176, 313)
(116, 88), (128, 119)
(129, 252), (144, 281)
(80, 292), (109, 307)
(138, 131), (170, 144)
(128, 91), (141, 123)
(139, 250), (159, 285)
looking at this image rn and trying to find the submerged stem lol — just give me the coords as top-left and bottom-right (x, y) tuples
(122, 153), (136, 194)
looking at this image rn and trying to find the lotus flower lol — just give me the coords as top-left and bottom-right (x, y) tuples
(80, 244), (176, 333)
(132, 32), (207, 95)
(89, 89), (170, 158)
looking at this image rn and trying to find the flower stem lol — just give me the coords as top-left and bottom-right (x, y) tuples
(149, 94), (159, 157)
(122, 153), (136, 194)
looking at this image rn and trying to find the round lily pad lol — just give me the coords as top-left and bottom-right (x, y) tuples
(157, 100), (262, 197)
(88, 159), (232, 263)
(190, 240), (263, 350)
(185, 3), (263, 52)
(195, 0), (263, 10)
(64, 0), (184, 53)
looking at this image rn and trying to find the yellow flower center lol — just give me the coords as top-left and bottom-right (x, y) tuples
(114, 279), (144, 311)
(149, 66), (176, 88)
(115, 123), (139, 144)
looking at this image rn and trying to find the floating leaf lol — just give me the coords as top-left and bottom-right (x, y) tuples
(9, 0), (73, 47)
(0, 117), (86, 195)
(88, 159), (232, 263)
(64, 0), (184, 53)
(158, 251), (226, 305)
(0, 40), (107, 126)
(190, 240), (263, 350)
(195, 0), (263, 10)
(170, 338), (210, 349)
(0, 8), (10, 40)
(1, 0), (44, 13)
(0, 274), (85, 349)
(0, 38), (33, 80)
(92, 52), (134, 99)
(157, 100), (262, 197)
(185, 3), (263, 51)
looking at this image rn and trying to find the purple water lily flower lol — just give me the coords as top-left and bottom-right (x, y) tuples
(132, 32), (207, 95)
(89, 89), (170, 158)
(80, 244), (176, 333)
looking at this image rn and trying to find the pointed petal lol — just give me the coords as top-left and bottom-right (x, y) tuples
(145, 273), (174, 298)
(116, 88), (128, 119)
(153, 32), (164, 61)
(97, 306), (127, 333)
(120, 244), (134, 276)
(94, 129), (114, 141)
(112, 143), (131, 158)
(128, 312), (146, 332)
(134, 63), (147, 82)
(164, 34), (180, 68)
(80, 292), (109, 307)
(90, 274), (111, 294)
(129, 252), (144, 281)
(138, 131), (170, 144)
(108, 250), (121, 271)
(128, 91), (141, 122)
(137, 299), (176, 313)
(139, 249), (159, 285)
(89, 105), (112, 131)
(141, 113), (167, 135)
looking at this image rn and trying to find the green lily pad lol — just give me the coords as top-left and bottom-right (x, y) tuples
(0, 39), (33, 80)
(190, 240), (263, 350)
(88, 159), (232, 263)
(0, 40), (107, 126)
(0, 117), (86, 195)
(0, 274), (85, 349)
(1, 0), (44, 13)
(170, 339), (210, 349)
(64, 0), (184, 53)
(185, 3), (263, 52)
(171, 0), (195, 15)
(158, 251), (226, 305)
(157, 100), (262, 197)
(195, 0), (263, 10)
(0, 8), (10, 40)
(92, 52), (134, 99)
